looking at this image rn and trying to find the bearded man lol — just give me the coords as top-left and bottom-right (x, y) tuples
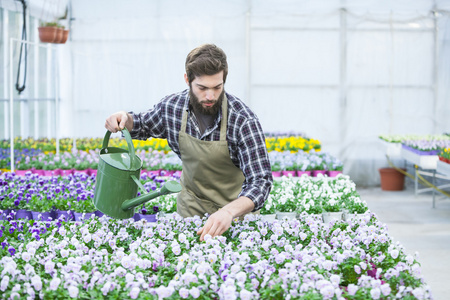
(105, 44), (273, 241)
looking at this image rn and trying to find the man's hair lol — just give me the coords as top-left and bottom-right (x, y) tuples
(185, 44), (228, 84)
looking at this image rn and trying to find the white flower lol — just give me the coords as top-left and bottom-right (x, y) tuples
(390, 249), (399, 259)
(370, 288), (381, 299)
(189, 287), (200, 299)
(240, 289), (252, 300)
(68, 285), (79, 298)
(21, 252), (31, 262)
(49, 278), (61, 291)
(0, 275), (9, 292)
(129, 287), (140, 299)
(178, 233), (187, 243)
(380, 283), (391, 296)
(31, 275), (42, 291)
(83, 234), (91, 243)
(179, 287), (189, 299)
(121, 256), (132, 269)
(45, 260), (55, 273)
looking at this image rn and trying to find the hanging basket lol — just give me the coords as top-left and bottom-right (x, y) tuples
(379, 168), (405, 191)
(38, 27), (69, 44)
(38, 26), (58, 43)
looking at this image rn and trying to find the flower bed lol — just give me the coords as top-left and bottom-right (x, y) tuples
(269, 151), (343, 176)
(2, 134), (321, 155)
(0, 171), (179, 216)
(0, 166), (434, 299)
(0, 211), (432, 299)
(263, 175), (367, 216)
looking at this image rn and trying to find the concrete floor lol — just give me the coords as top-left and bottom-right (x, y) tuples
(359, 186), (450, 300)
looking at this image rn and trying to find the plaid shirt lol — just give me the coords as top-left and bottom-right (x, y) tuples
(129, 89), (273, 211)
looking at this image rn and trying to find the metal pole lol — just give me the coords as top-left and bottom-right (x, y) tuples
(245, 9), (251, 107)
(47, 44), (52, 138)
(432, 8), (439, 133)
(339, 8), (347, 160)
(34, 19), (40, 139)
(9, 38), (14, 172)
(55, 49), (60, 156)
(3, 10), (9, 140)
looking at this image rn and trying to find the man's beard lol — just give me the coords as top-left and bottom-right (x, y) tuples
(189, 88), (225, 116)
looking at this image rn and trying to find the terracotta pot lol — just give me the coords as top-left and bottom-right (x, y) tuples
(38, 26), (57, 43)
(57, 29), (69, 44)
(379, 168), (405, 191)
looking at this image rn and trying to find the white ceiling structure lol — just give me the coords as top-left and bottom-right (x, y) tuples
(2, 0), (450, 185)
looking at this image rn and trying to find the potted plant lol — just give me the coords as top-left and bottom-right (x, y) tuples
(271, 162), (282, 177)
(260, 195), (277, 221)
(344, 198), (368, 221)
(156, 194), (177, 220)
(38, 22), (69, 44)
(72, 198), (97, 221)
(321, 197), (343, 223)
(274, 193), (298, 220)
(38, 22), (59, 43)
(28, 194), (54, 221)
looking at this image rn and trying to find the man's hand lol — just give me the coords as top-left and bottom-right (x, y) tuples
(105, 111), (132, 133)
(197, 208), (234, 241)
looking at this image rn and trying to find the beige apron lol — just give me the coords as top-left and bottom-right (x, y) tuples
(177, 96), (246, 218)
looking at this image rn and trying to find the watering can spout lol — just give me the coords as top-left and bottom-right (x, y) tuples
(121, 180), (182, 211)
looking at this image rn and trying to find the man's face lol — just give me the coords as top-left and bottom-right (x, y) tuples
(188, 71), (225, 115)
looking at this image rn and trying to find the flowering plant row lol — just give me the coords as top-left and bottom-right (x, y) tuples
(0, 172), (177, 214)
(0, 210), (432, 299)
(379, 134), (450, 144)
(3, 149), (182, 173)
(269, 151), (343, 172)
(265, 136), (321, 153)
(261, 175), (367, 215)
(0, 137), (172, 153)
(2, 134), (321, 155)
(4, 148), (341, 175)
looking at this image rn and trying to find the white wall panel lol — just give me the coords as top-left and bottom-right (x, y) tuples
(251, 30), (340, 86)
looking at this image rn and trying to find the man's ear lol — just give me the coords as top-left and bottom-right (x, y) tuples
(184, 74), (189, 86)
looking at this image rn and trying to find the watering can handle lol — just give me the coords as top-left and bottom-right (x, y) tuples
(102, 128), (136, 160)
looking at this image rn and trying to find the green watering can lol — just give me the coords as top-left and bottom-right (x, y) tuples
(93, 128), (181, 219)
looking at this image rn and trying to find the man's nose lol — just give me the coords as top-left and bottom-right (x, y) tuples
(205, 90), (215, 100)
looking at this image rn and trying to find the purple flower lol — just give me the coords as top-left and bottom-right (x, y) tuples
(8, 246), (15, 256)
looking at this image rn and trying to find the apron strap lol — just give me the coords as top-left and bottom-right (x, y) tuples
(219, 95), (228, 141)
(180, 107), (189, 133)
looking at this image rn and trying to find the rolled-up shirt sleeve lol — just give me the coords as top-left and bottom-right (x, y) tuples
(237, 118), (273, 211)
(129, 102), (166, 140)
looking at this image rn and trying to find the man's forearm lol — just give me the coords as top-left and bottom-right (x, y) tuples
(221, 196), (255, 218)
